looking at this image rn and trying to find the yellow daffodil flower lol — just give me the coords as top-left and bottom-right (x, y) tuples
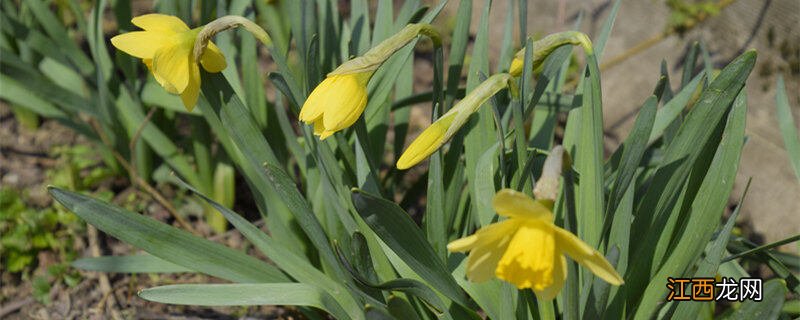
(299, 71), (373, 139)
(508, 31), (592, 77)
(447, 189), (623, 300)
(111, 14), (226, 111)
(396, 73), (512, 169)
(300, 24), (441, 139)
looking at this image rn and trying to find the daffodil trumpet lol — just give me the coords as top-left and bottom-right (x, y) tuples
(447, 187), (623, 300)
(111, 14), (271, 111)
(300, 24), (441, 139)
(396, 73), (513, 170)
(509, 31), (593, 77)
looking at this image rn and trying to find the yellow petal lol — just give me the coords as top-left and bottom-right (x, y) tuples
(180, 64), (201, 111)
(396, 112), (456, 170)
(466, 238), (510, 282)
(200, 42), (227, 73)
(132, 14), (190, 33)
(318, 130), (335, 140)
(446, 234), (479, 252)
(509, 58), (524, 77)
(462, 219), (519, 282)
(144, 59), (179, 94)
(111, 31), (170, 59)
(299, 76), (335, 123)
(152, 44), (191, 93)
(313, 118), (326, 136)
(553, 227), (624, 285)
(320, 73), (370, 132)
(492, 189), (553, 220)
(495, 220), (557, 290)
(534, 255), (567, 300)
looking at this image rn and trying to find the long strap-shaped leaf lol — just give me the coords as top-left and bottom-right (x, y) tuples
(72, 255), (191, 273)
(139, 283), (350, 320)
(671, 180), (749, 318)
(351, 189), (467, 307)
(49, 187), (287, 283)
(626, 51), (756, 303)
(174, 176), (363, 319)
(633, 81), (749, 319)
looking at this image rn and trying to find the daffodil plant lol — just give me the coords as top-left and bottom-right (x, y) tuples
(11, 1), (790, 320)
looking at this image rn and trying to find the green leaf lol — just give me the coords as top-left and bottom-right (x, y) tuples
(627, 51), (755, 290)
(464, 0), (496, 234)
(474, 143), (500, 226)
(775, 75), (800, 181)
(351, 189), (467, 307)
(603, 182), (635, 319)
(200, 71), (314, 255)
(605, 96), (658, 217)
(593, 0), (622, 61)
(72, 255), (192, 273)
(0, 50), (93, 116)
(672, 180), (749, 318)
(423, 21), (448, 261)
(115, 86), (202, 188)
(648, 73), (705, 144)
(633, 78), (749, 319)
(139, 283), (352, 320)
(48, 187), (288, 283)
(387, 295), (421, 320)
(724, 234), (800, 263)
(444, 0), (472, 110)
(575, 52), (605, 249)
(727, 279), (787, 320)
(24, 0), (93, 75)
(510, 37), (534, 188)
(452, 256), (517, 320)
(174, 176), (363, 319)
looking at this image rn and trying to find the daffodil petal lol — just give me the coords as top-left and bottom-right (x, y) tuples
(180, 64), (201, 111)
(463, 219), (518, 282)
(143, 59), (179, 94)
(321, 76), (368, 132)
(200, 42), (227, 73)
(111, 31), (171, 59)
(554, 227), (624, 285)
(492, 189), (552, 220)
(534, 255), (567, 301)
(396, 112), (456, 170)
(496, 220), (556, 290)
(446, 234), (478, 252)
(466, 238), (510, 282)
(299, 77), (335, 123)
(318, 130), (335, 140)
(132, 14), (189, 33)
(152, 44), (191, 93)
(313, 118), (326, 136)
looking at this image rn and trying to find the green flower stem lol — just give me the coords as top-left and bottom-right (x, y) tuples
(330, 23), (442, 75)
(193, 15), (273, 61)
(510, 31), (593, 76)
(443, 73), (513, 142)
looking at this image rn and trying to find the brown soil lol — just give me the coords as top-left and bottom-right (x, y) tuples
(0, 103), (300, 319)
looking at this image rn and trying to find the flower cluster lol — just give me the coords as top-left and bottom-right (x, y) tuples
(111, 15), (621, 300)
